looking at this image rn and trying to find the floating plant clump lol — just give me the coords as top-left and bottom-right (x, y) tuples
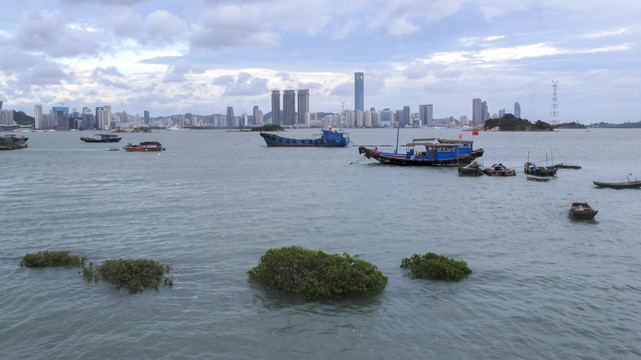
(401, 252), (472, 281)
(248, 245), (387, 300)
(83, 258), (173, 294)
(20, 251), (87, 268)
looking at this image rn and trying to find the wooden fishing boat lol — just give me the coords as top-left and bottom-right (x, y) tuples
(554, 163), (581, 169)
(527, 176), (550, 182)
(0, 134), (28, 150)
(458, 161), (484, 176)
(593, 179), (641, 189)
(569, 202), (598, 220)
(123, 141), (165, 152)
(484, 163), (516, 176)
(524, 162), (557, 176)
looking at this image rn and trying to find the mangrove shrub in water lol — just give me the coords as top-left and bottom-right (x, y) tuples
(83, 258), (173, 294)
(248, 246), (388, 300)
(21, 251), (87, 268)
(401, 252), (472, 281)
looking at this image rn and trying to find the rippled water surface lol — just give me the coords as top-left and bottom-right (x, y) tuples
(1, 128), (640, 359)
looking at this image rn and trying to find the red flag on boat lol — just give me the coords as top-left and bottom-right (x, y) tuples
(472, 130), (479, 135)
(459, 133), (462, 139)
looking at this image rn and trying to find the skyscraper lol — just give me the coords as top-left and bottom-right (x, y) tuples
(481, 101), (488, 122)
(226, 106), (235, 127)
(402, 106), (410, 127)
(271, 90), (280, 125)
(472, 98), (482, 126)
(283, 90), (296, 126)
(514, 102), (521, 118)
(253, 106), (263, 126)
(419, 104), (433, 126)
(144, 110), (150, 124)
(297, 89), (309, 125)
(34, 104), (42, 130)
(354, 72), (364, 112)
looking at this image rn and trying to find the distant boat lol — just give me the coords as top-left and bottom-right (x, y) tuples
(484, 163), (516, 176)
(0, 134), (28, 150)
(260, 128), (350, 147)
(527, 176), (550, 182)
(554, 163), (581, 169)
(166, 125), (185, 131)
(81, 134), (121, 143)
(524, 162), (557, 176)
(593, 179), (641, 189)
(569, 202), (598, 220)
(123, 141), (165, 152)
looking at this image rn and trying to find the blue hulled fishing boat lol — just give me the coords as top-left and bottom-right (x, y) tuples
(260, 128), (350, 147)
(358, 132), (483, 166)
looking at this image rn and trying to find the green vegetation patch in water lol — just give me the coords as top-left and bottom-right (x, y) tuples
(248, 246), (388, 300)
(401, 252), (472, 281)
(83, 258), (173, 294)
(21, 251), (87, 268)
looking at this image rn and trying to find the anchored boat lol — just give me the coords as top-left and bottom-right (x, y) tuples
(81, 134), (122, 143)
(260, 128), (350, 147)
(123, 141), (165, 152)
(569, 202), (598, 220)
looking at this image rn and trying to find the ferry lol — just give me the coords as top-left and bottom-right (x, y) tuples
(260, 128), (350, 147)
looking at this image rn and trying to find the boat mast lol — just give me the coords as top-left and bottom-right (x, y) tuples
(394, 127), (400, 155)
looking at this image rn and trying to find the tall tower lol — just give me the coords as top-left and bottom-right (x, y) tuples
(297, 89), (309, 125)
(472, 98), (482, 126)
(34, 104), (42, 130)
(271, 90), (280, 125)
(226, 106), (235, 127)
(514, 102), (521, 118)
(354, 72), (364, 112)
(282, 90), (296, 126)
(550, 81), (559, 125)
(419, 104), (433, 126)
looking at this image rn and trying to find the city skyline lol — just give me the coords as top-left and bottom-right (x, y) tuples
(1, 1), (640, 123)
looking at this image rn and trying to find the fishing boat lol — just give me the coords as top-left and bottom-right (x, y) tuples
(358, 130), (483, 167)
(260, 128), (350, 147)
(0, 134), (28, 150)
(554, 163), (581, 169)
(458, 161), (484, 176)
(593, 179), (641, 189)
(524, 162), (557, 176)
(484, 163), (516, 176)
(80, 134), (121, 143)
(527, 176), (550, 182)
(569, 202), (598, 220)
(123, 141), (165, 152)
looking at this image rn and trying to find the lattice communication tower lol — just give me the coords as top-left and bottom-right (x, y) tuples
(550, 81), (559, 125)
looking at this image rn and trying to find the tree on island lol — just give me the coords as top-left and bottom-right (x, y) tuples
(483, 114), (552, 131)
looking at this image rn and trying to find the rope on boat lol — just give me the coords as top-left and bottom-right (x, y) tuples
(349, 154), (368, 165)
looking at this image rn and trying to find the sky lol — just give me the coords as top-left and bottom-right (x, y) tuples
(1, 0), (640, 123)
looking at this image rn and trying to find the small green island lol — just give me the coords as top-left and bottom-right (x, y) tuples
(251, 124), (284, 132)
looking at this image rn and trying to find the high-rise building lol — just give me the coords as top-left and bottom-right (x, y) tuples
(354, 72), (364, 112)
(34, 104), (42, 130)
(419, 104), (433, 126)
(0, 100), (3, 109)
(402, 106), (410, 127)
(226, 106), (235, 127)
(271, 90), (280, 125)
(380, 108), (393, 127)
(472, 98), (482, 126)
(514, 102), (521, 118)
(282, 90), (296, 126)
(253, 106), (263, 126)
(499, 109), (506, 118)
(52, 106), (69, 130)
(144, 110), (150, 124)
(297, 89), (309, 125)
(103, 105), (112, 130)
(481, 101), (488, 122)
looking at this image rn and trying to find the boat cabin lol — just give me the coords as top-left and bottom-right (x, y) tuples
(403, 142), (463, 161)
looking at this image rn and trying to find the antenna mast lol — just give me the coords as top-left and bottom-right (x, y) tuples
(550, 81), (559, 125)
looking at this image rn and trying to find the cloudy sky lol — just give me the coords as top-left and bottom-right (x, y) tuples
(1, 0), (639, 123)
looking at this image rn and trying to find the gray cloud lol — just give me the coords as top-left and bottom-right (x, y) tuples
(220, 72), (269, 96)
(15, 11), (102, 58)
(113, 9), (187, 46)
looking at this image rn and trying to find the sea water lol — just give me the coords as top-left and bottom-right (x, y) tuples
(1, 128), (640, 359)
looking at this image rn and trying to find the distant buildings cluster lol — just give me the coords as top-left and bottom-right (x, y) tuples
(1, 72), (523, 130)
